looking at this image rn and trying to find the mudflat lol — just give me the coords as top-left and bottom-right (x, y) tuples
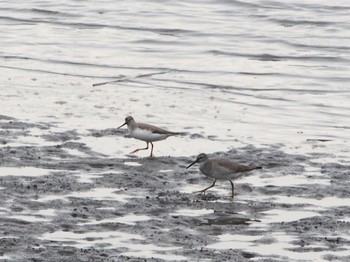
(1, 116), (349, 261)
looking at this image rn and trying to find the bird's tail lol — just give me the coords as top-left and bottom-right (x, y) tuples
(246, 166), (262, 171)
(171, 131), (187, 136)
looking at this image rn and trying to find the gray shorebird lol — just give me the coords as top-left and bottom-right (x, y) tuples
(118, 116), (179, 157)
(186, 153), (261, 198)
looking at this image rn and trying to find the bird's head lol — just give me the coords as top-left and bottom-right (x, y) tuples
(186, 153), (208, 169)
(117, 116), (134, 129)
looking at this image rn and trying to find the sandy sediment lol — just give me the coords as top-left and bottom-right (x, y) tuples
(0, 116), (350, 261)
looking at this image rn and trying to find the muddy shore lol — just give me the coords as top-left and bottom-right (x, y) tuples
(0, 115), (350, 262)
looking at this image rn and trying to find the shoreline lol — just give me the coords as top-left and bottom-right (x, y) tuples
(1, 116), (349, 261)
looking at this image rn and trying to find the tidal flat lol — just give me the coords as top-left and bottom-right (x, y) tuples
(1, 116), (350, 261)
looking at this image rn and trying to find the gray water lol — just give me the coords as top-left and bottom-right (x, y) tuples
(1, 0), (350, 261)
(1, 0), (350, 156)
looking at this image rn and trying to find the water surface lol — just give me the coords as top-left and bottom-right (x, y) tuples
(1, 0), (350, 261)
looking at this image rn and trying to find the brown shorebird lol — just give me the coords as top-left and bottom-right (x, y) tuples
(186, 153), (261, 198)
(118, 116), (179, 157)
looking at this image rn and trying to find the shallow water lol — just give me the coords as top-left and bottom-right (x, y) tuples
(36, 187), (134, 203)
(1, 0), (350, 157)
(0, 166), (59, 177)
(1, 0), (350, 261)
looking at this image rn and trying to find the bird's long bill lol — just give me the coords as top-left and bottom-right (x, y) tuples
(186, 159), (198, 169)
(117, 122), (127, 129)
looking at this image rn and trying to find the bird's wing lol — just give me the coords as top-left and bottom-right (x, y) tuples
(216, 159), (253, 173)
(138, 123), (178, 135)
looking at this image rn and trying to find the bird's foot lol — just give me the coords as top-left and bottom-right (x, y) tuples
(195, 189), (207, 195)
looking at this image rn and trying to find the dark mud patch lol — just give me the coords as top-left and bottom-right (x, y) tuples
(0, 116), (350, 261)
(0, 116), (50, 146)
(41, 130), (81, 142)
(88, 128), (123, 137)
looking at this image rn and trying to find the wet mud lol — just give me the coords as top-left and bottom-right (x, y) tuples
(0, 116), (350, 261)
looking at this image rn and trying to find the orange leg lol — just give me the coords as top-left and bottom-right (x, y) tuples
(196, 179), (216, 195)
(131, 142), (149, 154)
(149, 142), (154, 157)
(229, 180), (235, 198)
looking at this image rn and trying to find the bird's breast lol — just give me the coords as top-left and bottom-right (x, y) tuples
(199, 161), (240, 180)
(130, 128), (170, 142)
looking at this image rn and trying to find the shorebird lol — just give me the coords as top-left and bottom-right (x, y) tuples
(117, 116), (179, 157)
(186, 153), (261, 198)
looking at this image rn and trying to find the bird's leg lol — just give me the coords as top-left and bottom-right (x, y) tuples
(131, 142), (149, 154)
(149, 142), (155, 158)
(196, 179), (216, 195)
(229, 180), (235, 199)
